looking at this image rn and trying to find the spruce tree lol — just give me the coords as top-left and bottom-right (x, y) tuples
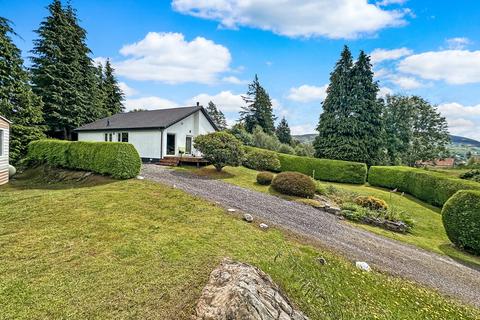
(0, 17), (45, 163)
(276, 117), (292, 144)
(206, 101), (227, 130)
(240, 74), (276, 134)
(314, 46), (355, 160)
(103, 59), (124, 115)
(31, 0), (103, 139)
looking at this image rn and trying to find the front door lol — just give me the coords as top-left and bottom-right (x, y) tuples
(167, 134), (175, 155)
(185, 136), (192, 154)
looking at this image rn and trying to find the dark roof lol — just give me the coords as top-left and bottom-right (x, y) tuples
(75, 106), (218, 131)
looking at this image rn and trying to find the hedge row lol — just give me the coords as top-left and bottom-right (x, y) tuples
(368, 166), (480, 207)
(28, 140), (141, 179)
(244, 146), (367, 184)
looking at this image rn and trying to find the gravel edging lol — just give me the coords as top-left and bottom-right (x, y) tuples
(141, 164), (480, 307)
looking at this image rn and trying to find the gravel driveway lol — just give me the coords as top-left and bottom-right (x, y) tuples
(141, 164), (480, 307)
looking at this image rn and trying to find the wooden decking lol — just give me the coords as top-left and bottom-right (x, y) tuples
(157, 156), (209, 167)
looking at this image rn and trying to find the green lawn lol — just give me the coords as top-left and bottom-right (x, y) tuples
(179, 165), (480, 269)
(1, 169), (479, 319)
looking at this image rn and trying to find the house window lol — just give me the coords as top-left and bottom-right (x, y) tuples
(185, 136), (192, 154)
(121, 132), (129, 142)
(0, 130), (3, 156)
(105, 133), (108, 142)
(104, 133), (113, 142)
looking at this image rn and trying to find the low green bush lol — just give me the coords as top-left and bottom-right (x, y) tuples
(354, 196), (388, 211)
(368, 166), (480, 207)
(442, 190), (480, 255)
(460, 169), (480, 182)
(271, 171), (316, 198)
(243, 148), (281, 171)
(27, 140), (141, 179)
(244, 146), (367, 184)
(256, 172), (274, 185)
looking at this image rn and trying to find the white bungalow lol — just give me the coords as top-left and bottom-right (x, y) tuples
(0, 115), (11, 185)
(75, 105), (218, 163)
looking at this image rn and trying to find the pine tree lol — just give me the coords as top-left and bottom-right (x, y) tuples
(206, 101), (227, 130)
(240, 74), (276, 134)
(314, 46), (355, 160)
(31, 0), (104, 139)
(276, 117), (292, 144)
(0, 17), (45, 163)
(103, 59), (124, 115)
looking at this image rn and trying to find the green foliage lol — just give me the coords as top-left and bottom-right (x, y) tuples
(102, 59), (124, 115)
(368, 166), (480, 207)
(442, 190), (480, 255)
(354, 196), (388, 211)
(271, 171), (316, 198)
(252, 125), (281, 151)
(27, 139), (141, 179)
(314, 47), (383, 166)
(275, 117), (292, 144)
(294, 143), (315, 157)
(277, 152), (367, 184)
(243, 148), (280, 171)
(383, 95), (450, 166)
(240, 74), (276, 133)
(193, 132), (244, 172)
(278, 143), (295, 155)
(0, 17), (45, 163)
(256, 171), (274, 185)
(206, 101), (227, 130)
(460, 169), (480, 182)
(228, 123), (253, 145)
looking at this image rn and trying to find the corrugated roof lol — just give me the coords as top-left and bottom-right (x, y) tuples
(75, 106), (218, 131)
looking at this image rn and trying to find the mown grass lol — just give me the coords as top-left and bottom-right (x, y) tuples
(1, 169), (479, 319)
(180, 165), (480, 269)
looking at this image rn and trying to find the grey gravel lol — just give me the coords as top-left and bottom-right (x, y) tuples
(141, 164), (480, 307)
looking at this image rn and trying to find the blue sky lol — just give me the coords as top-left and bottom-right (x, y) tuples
(2, 0), (480, 139)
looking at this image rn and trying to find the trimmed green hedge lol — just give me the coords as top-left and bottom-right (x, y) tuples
(28, 140), (141, 179)
(442, 190), (480, 255)
(368, 166), (480, 207)
(244, 146), (367, 184)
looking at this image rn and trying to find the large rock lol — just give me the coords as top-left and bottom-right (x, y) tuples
(194, 259), (309, 320)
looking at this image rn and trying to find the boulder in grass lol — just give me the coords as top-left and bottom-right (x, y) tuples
(194, 258), (309, 320)
(8, 165), (16, 177)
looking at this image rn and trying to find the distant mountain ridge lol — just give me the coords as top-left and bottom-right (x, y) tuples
(293, 134), (480, 147)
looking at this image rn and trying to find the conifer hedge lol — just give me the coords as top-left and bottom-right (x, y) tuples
(368, 166), (480, 207)
(27, 140), (141, 179)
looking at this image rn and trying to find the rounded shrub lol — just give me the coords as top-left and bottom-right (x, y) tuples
(354, 196), (388, 211)
(442, 190), (480, 255)
(256, 172), (274, 185)
(243, 149), (281, 172)
(194, 132), (244, 172)
(271, 171), (316, 198)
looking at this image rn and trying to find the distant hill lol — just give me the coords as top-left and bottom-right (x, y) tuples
(293, 133), (480, 147)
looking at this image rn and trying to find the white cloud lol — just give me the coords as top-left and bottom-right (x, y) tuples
(370, 47), (412, 64)
(188, 91), (246, 112)
(378, 86), (393, 98)
(438, 102), (480, 140)
(115, 32), (231, 84)
(376, 0), (407, 6)
(287, 84), (328, 103)
(445, 37), (471, 50)
(290, 123), (316, 135)
(118, 82), (138, 97)
(398, 50), (480, 84)
(172, 0), (407, 39)
(222, 76), (247, 85)
(388, 75), (423, 89)
(124, 96), (179, 111)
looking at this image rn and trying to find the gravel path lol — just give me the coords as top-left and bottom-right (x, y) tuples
(141, 164), (480, 307)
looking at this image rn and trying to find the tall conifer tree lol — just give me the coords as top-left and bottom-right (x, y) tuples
(240, 74), (276, 134)
(0, 17), (45, 163)
(276, 117), (292, 144)
(206, 101), (227, 130)
(103, 59), (124, 115)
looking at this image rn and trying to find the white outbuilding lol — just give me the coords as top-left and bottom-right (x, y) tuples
(0, 115), (11, 185)
(75, 105), (218, 162)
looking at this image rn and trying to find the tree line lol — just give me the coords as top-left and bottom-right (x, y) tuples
(0, 0), (124, 163)
(205, 46), (449, 167)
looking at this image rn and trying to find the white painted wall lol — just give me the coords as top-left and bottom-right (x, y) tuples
(77, 110), (216, 159)
(0, 125), (9, 171)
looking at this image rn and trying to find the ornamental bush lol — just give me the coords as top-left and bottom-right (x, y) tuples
(442, 190), (480, 255)
(256, 172), (274, 185)
(27, 139), (141, 179)
(368, 166), (480, 207)
(271, 172), (316, 198)
(354, 196), (388, 211)
(194, 132), (244, 172)
(243, 148), (281, 172)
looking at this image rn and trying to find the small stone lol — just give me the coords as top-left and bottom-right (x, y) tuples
(136, 175), (145, 180)
(326, 207), (341, 215)
(243, 213), (253, 222)
(317, 257), (327, 265)
(259, 223), (269, 230)
(228, 208), (237, 213)
(356, 261), (371, 272)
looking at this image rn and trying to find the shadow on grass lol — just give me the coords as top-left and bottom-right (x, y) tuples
(439, 243), (480, 271)
(5, 165), (117, 191)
